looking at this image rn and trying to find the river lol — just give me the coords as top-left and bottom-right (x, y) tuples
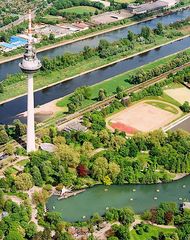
(0, 36), (190, 124)
(0, 8), (189, 81)
(46, 175), (190, 222)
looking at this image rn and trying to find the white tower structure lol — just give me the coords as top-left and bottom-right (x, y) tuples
(19, 10), (41, 153)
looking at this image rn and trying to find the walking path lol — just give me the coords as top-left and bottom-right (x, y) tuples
(130, 219), (177, 231)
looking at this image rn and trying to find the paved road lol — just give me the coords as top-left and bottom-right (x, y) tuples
(0, 11), (35, 32)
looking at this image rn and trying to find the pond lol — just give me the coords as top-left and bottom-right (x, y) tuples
(47, 175), (190, 222)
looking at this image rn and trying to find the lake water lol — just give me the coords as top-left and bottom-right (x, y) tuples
(47, 175), (190, 222)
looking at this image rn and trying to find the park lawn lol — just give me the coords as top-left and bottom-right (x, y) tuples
(145, 101), (179, 114)
(130, 225), (176, 240)
(0, 30), (190, 103)
(61, 6), (98, 14)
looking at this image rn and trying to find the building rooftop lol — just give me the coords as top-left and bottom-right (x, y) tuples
(129, 1), (168, 14)
(40, 143), (57, 153)
(0, 36), (27, 50)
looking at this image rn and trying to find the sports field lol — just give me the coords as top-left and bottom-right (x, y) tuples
(107, 102), (177, 134)
(164, 87), (190, 104)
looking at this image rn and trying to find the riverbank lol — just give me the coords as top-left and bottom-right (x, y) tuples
(1, 33), (190, 106)
(0, 6), (189, 65)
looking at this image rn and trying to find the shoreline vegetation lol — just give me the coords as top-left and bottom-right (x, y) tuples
(0, 28), (190, 105)
(52, 173), (189, 201)
(0, 6), (189, 65)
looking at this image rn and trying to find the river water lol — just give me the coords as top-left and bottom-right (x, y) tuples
(0, 8), (189, 81)
(0, 36), (190, 124)
(46, 175), (190, 222)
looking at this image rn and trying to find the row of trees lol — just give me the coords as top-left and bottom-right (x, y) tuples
(129, 52), (190, 85)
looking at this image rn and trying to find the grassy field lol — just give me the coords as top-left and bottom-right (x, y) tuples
(0, 30), (189, 103)
(130, 225), (176, 240)
(61, 6), (98, 14)
(146, 101), (179, 114)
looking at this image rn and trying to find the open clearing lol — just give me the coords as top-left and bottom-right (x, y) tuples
(164, 87), (190, 104)
(107, 101), (178, 134)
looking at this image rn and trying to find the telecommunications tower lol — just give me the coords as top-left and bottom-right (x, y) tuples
(19, 10), (41, 153)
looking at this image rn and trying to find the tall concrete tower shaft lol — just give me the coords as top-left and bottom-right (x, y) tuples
(19, 10), (41, 153)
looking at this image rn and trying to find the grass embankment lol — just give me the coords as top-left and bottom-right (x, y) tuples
(130, 225), (176, 240)
(146, 101), (179, 114)
(1, 27), (189, 104)
(57, 48), (190, 109)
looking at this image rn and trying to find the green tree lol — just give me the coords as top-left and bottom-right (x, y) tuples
(108, 162), (120, 181)
(4, 230), (24, 240)
(0, 83), (4, 93)
(49, 33), (55, 41)
(31, 166), (43, 187)
(180, 101), (190, 112)
(4, 143), (14, 155)
(13, 119), (26, 137)
(155, 22), (165, 35)
(56, 144), (80, 168)
(92, 157), (108, 181)
(118, 208), (135, 225)
(0, 129), (9, 144)
(15, 173), (33, 190)
(98, 88), (107, 101)
(141, 26), (151, 39)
